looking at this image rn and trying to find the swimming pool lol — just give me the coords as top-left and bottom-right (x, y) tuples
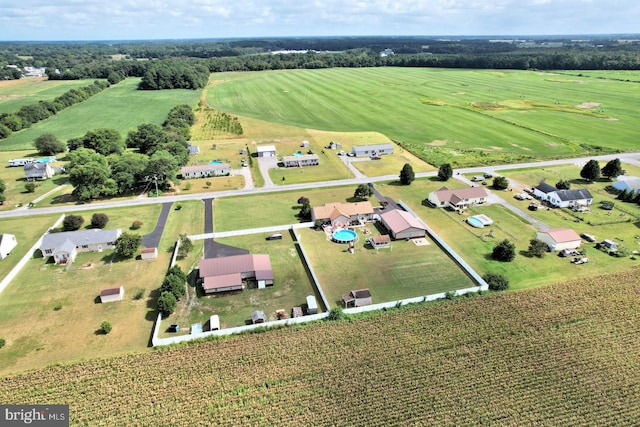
(209, 160), (223, 165)
(466, 217), (484, 228)
(332, 229), (358, 243)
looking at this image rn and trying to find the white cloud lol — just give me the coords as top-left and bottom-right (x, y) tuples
(0, 0), (638, 40)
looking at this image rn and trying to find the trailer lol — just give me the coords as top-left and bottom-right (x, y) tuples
(8, 158), (35, 167)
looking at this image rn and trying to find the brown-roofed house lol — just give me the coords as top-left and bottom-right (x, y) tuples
(536, 228), (582, 252)
(427, 186), (488, 211)
(342, 288), (372, 308)
(100, 286), (124, 303)
(199, 254), (274, 294)
(380, 209), (428, 240)
(311, 201), (374, 227)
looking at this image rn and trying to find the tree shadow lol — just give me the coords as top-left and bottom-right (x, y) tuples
(50, 194), (80, 205)
(386, 180), (404, 186)
(94, 329), (108, 336)
(52, 176), (69, 185)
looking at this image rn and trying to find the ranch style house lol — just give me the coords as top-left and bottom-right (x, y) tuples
(40, 228), (122, 265)
(427, 186), (489, 211)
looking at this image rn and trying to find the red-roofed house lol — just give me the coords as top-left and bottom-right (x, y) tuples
(380, 209), (428, 240)
(427, 186), (488, 211)
(199, 254), (274, 294)
(536, 228), (582, 252)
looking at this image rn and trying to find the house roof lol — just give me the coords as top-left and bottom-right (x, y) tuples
(100, 286), (123, 296)
(256, 145), (276, 153)
(181, 164), (229, 174)
(432, 186), (489, 204)
(312, 201), (374, 221)
(538, 228), (581, 243)
(282, 154), (319, 162)
(370, 235), (391, 244)
(203, 273), (242, 291)
(553, 189), (593, 201)
(199, 254), (273, 280)
(380, 209), (427, 233)
(534, 182), (556, 193)
(41, 229), (121, 251)
(353, 289), (371, 298)
(614, 178), (640, 191)
(24, 162), (50, 173)
(0, 234), (16, 246)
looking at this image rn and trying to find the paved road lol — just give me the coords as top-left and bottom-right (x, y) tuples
(141, 202), (172, 248)
(0, 152), (637, 220)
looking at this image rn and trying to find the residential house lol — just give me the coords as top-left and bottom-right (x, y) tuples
(0, 234), (17, 259)
(427, 186), (489, 211)
(532, 182), (557, 201)
(100, 286), (124, 303)
(613, 177), (640, 196)
(199, 254), (274, 294)
(547, 189), (593, 208)
(380, 209), (428, 240)
(536, 228), (582, 252)
(24, 162), (54, 180)
(350, 143), (394, 157)
(311, 201), (375, 227)
(282, 154), (319, 167)
(256, 145), (276, 157)
(342, 289), (372, 308)
(180, 163), (230, 179)
(40, 228), (122, 265)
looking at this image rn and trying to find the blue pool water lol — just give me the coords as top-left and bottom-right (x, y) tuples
(36, 157), (54, 163)
(293, 151), (303, 156)
(466, 217), (484, 228)
(209, 160), (223, 165)
(332, 229), (357, 243)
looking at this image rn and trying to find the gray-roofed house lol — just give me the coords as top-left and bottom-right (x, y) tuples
(199, 254), (274, 294)
(24, 162), (54, 180)
(181, 163), (230, 179)
(532, 182), (558, 201)
(350, 143), (394, 157)
(380, 209), (428, 240)
(40, 228), (122, 265)
(546, 188), (593, 208)
(282, 154), (319, 167)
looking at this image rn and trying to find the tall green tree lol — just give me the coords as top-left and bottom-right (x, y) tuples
(437, 163), (453, 181)
(354, 184), (374, 200)
(145, 149), (180, 188)
(580, 159), (601, 182)
(125, 123), (170, 155)
(109, 152), (149, 194)
(34, 133), (66, 155)
(601, 158), (623, 180)
(492, 239), (516, 262)
(161, 274), (186, 300)
(71, 128), (124, 156)
(178, 234), (193, 258)
(555, 179), (571, 190)
(157, 291), (177, 317)
(399, 163), (415, 185)
(114, 232), (142, 258)
(492, 176), (509, 190)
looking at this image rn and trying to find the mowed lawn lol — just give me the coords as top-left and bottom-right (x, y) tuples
(0, 78), (91, 115)
(207, 68), (640, 166)
(162, 231), (318, 333)
(0, 201), (205, 375)
(378, 177), (640, 290)
(0, 78), (201, 151)
(299, 225), (474, 306)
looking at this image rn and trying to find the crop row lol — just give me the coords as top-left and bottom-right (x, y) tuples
(2, 268), (640, 425)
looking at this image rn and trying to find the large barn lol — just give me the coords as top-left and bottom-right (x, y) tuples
(379, 209), (427, 240)
(199, 254), (274, 294)
(536, 228), (582, 252)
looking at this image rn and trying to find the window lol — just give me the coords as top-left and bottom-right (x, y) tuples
(82, 245), (88, 249)
(45, 249), (52, 254)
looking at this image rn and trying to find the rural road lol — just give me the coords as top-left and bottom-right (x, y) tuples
(0, 152), (637, 220)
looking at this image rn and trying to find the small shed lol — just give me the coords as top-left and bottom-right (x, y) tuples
(140, 247), (158, 260)
(209, 315), (220, 331)
(292, 306), (303, 318)
(301, 140), (309, 147)
(0, 234), (17, 259)
(306, 295), (318, 315)
(368, 235), (391, 251)
(100, 286), (124, 303)
(191, 323), (203, 334)
(342, 289), (372, 308)
(251, 310), (266, 324)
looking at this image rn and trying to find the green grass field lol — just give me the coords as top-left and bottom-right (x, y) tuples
(0, 78), (92, 115)
(206, 69), (640, 167)
(0, 78), (201, 151)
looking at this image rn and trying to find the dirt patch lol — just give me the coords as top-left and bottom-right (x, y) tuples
(429, 139), (447, 146)
(453, 92), (465, 95)
(0, 76), (46, 88)
(576, 102), (601, 109)
(82, 263), (94, 269)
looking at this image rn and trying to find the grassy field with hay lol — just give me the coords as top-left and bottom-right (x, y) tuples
(2, 268), (639, 425)
(206, 68), (640, 167)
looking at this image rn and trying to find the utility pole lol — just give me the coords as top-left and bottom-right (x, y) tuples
(153, 176), (158, 196)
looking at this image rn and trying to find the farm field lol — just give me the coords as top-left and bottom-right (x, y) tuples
(0, 201), (204, 374)
(0, 78), (200, 151)
(162, 231), (318, 333)
(206, 68), (640, 167)
(376, 177), (640, 290)
(2, 268), (639, 425)
(298, 225), (475, 305)
(0, 77), (91, 115)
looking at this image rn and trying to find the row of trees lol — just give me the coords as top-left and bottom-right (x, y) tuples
(138, 60), (210, 90)
(580, 158), (623, 182)
(0, 80), (110, 140)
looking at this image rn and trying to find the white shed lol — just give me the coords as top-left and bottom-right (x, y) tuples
(256, 145), (276, 157)
(100, 286), (124, 303)
(306, 295), (318, 315)
(0, 234), (17, 259)
(209, 315), (220, 331)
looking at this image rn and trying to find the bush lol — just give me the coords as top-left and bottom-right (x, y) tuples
(492, 176), (509, 190)
(131, 220), (143, 230)
(438, 163), (453, 181)
(100, 321), (112, 334)
(399, 163), (415, 185)
(528, 239), (548, 258)
(483, 273), (510, 291)
(90, 213), (109, 229)
(0, 338), (5, 348)
(492, 239), (516, 262)
(157, 291), (177, 317)
(327, 306), (346, 321)
(63, 214), (84, 231)
(24, 182), (36, 193)
(133, 289), (145, 300)
(161, 274), (186, 300)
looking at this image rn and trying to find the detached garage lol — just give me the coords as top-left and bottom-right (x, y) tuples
(537, 228), (582, 252)
(380, 209), (427, 240)
(256, 145), (276, 157)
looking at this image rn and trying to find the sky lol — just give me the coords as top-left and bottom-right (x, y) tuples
(1, 0), (639, 41)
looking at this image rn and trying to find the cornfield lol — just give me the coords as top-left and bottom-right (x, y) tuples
(2, 267), (640, 426)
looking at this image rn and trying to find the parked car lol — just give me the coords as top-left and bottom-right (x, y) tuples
(266, 233), (283, 241)
(581, 233), (597, 243)
(528, 202), (539, 211)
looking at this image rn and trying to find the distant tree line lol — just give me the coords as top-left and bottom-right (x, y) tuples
(0, 80), (110, 140)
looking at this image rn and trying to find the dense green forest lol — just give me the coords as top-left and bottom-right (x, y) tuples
(1, 36), (639, 85)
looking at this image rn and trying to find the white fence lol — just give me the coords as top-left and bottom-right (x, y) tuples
(0, 214), (64, 294)
(189, 222), (315, 241)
